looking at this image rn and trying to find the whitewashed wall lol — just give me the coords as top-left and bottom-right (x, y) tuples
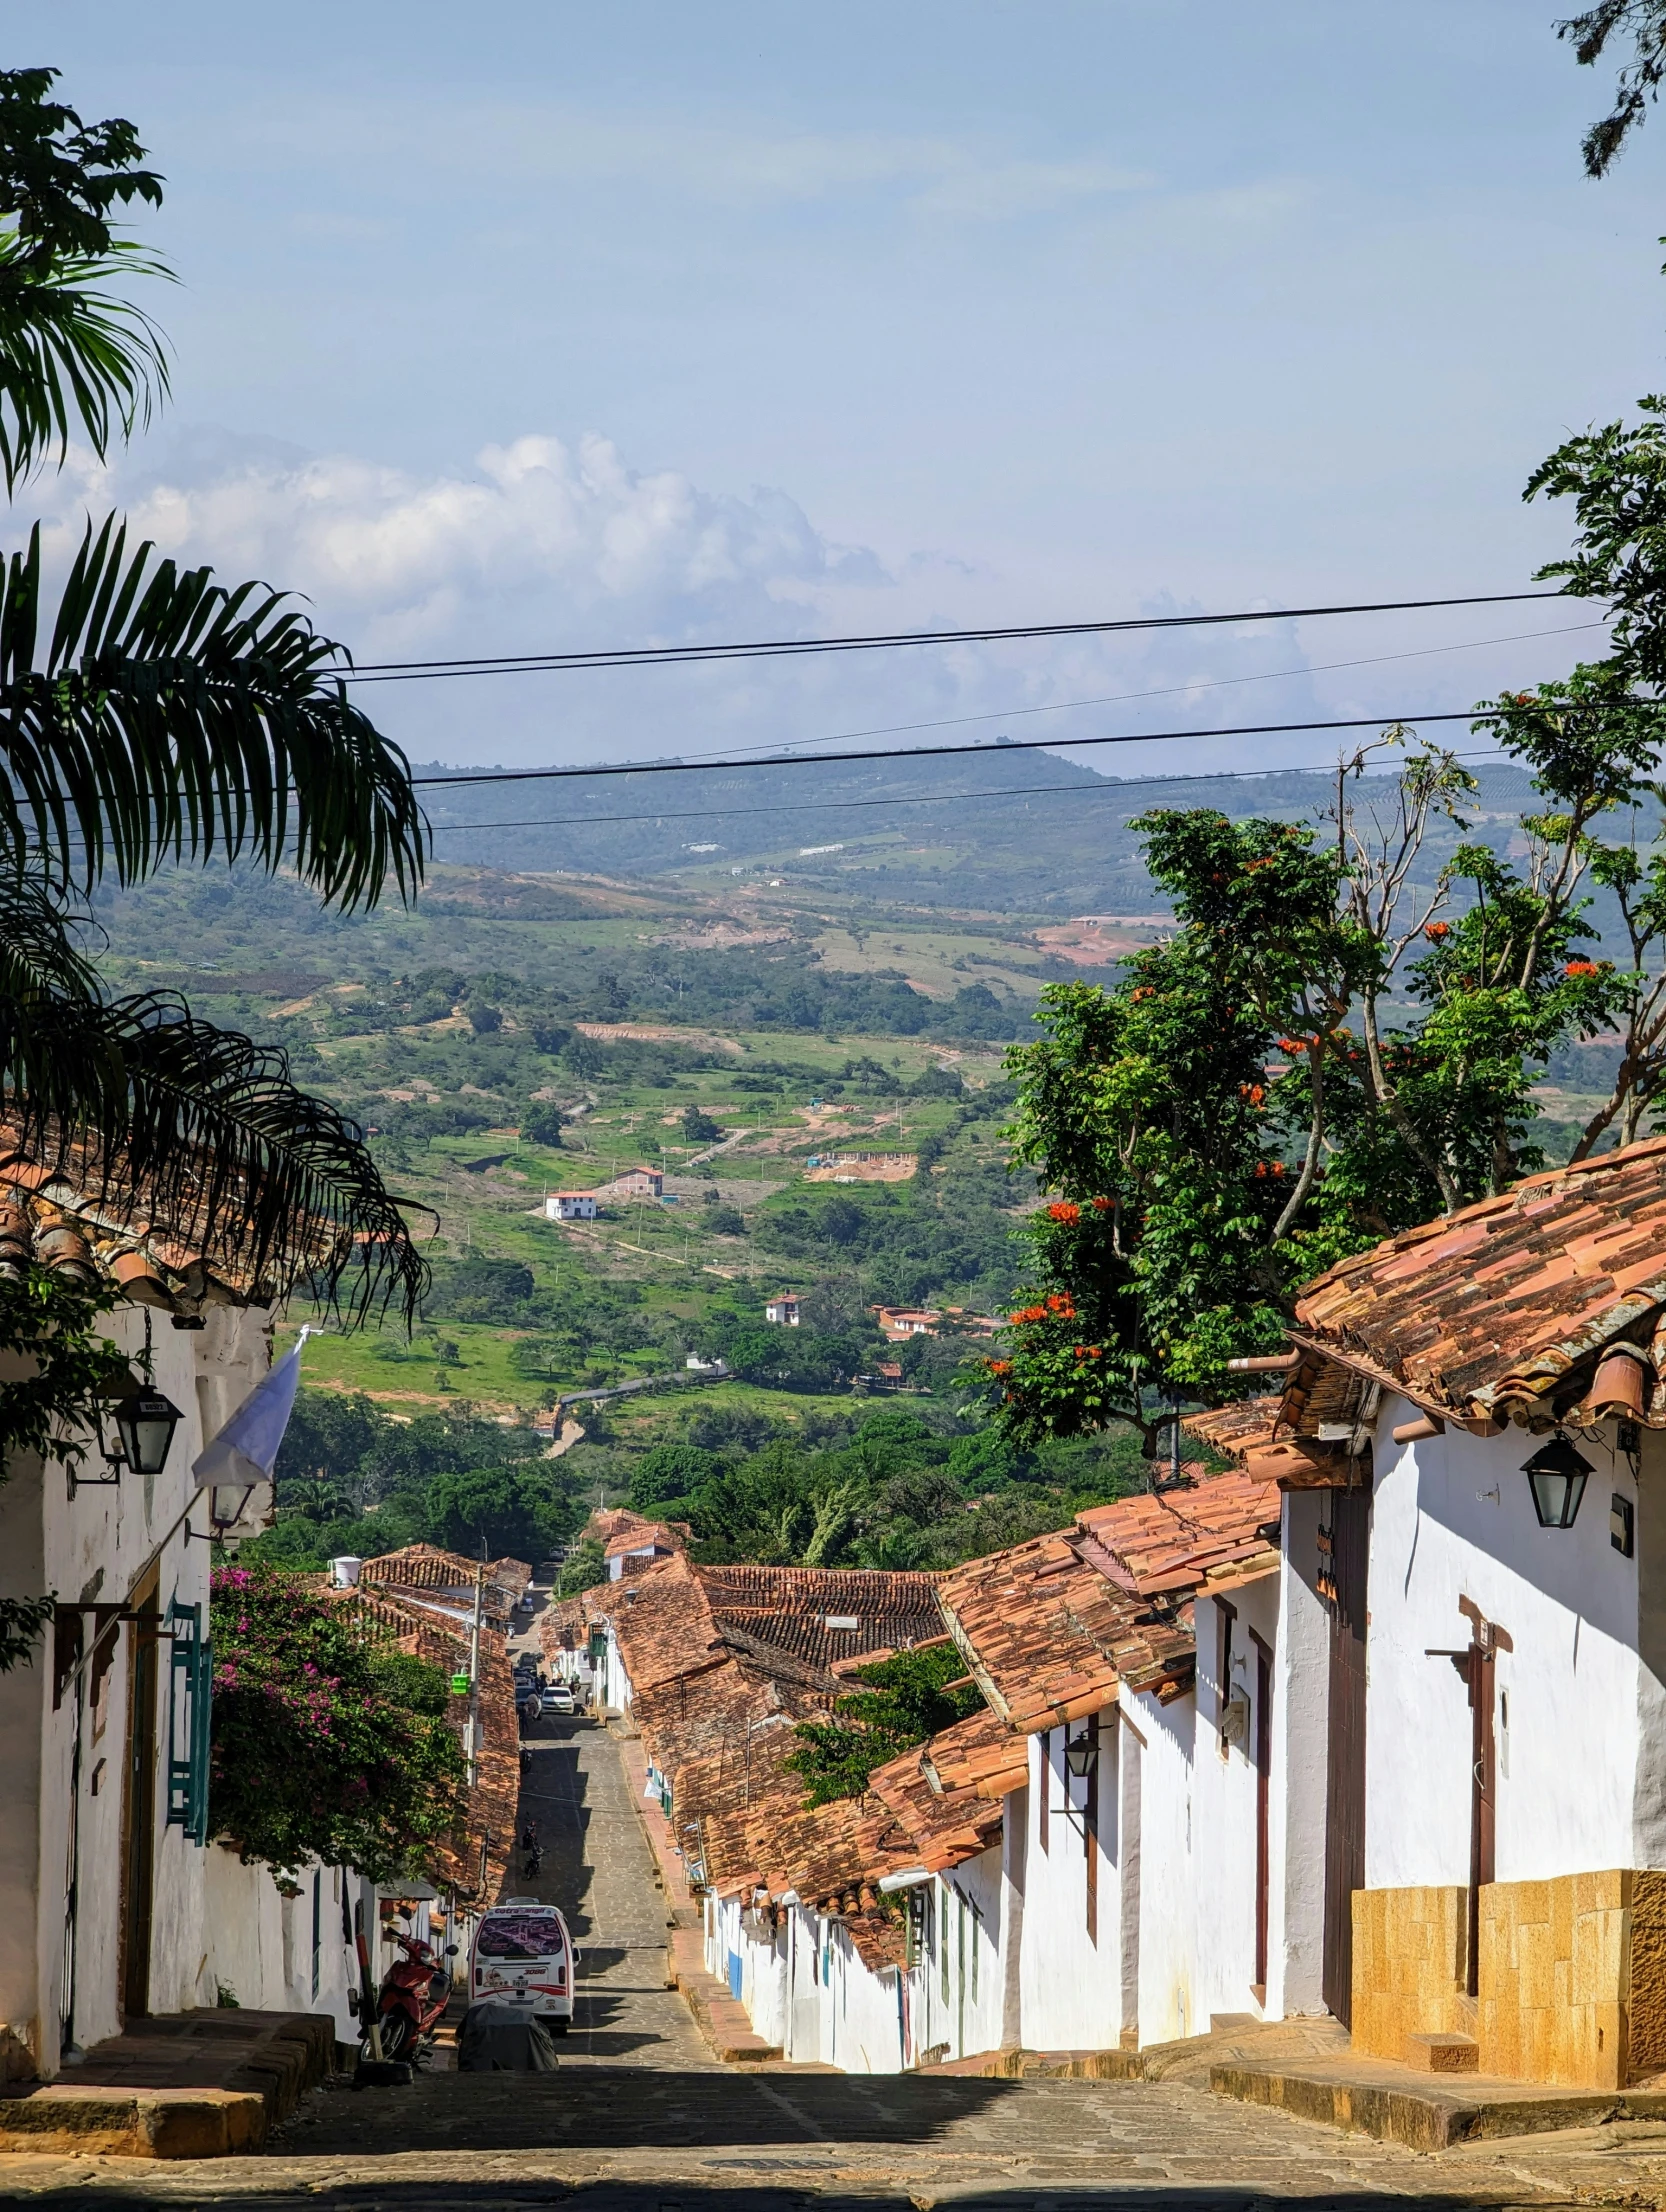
(0, 1302), (270, 2077)
(1268, 1490), (1331, 2017)
(1124, 1682), (1197, 2045)
(1365, 1400), (1655, 1891)
(1191, 1575), (1279, 2027)
(1015, 1719), (1124, 2051)
(202, 1851), (360, 2040)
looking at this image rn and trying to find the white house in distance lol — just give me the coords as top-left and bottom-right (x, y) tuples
(764, 1295), (800, 1327)
(1218, 1133), (1666, 2089)
(544, 1190), (598, 1222)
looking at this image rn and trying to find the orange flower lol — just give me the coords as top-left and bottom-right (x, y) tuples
(1091, 1195), (1112, 1211)
(1424, 921), (1451, 941)
(1047, 1201), (1081, 1224)
(987, 1359), (1013, 1377)
(1277, 1036), (1305, 1054)
(1565, 959), (1601, 978)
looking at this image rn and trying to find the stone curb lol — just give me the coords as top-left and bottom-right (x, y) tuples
(1210, 2062), (1666, 2151)
(919, 2045), (1142, 2081)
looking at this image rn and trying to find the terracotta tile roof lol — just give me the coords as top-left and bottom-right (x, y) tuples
(937, 1526), (1194, 1732)
(864, 1728), (1005, 1877)
(1289, 1136), (1666, 1430)
(1075, 1473), (1281, 1599)
(694, 1565), (941, 1614)
(1181, 1396), (1328, 1486)
(0, 1165), (293, 1316)
(918, 1705), (1030, 1802)
(601, 1512), (687, 1562)
(358, 1545), (519, 1626)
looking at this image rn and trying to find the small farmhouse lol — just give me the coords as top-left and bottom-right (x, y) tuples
(873, 1306), (940, 1340)
(544, 1190), (598, 1221)
(610, 1166), (664, 1199)
(764, 1295), (800, 1326)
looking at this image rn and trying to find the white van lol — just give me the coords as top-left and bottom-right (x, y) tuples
(469, 1901), (576, 2031)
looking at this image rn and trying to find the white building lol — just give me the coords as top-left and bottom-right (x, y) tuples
(0, 1180), (282, 2080)
(1235, 1134), (1666, 2087)
(544, 1191), (598, 1221)
(764, 1296), (800, 1327)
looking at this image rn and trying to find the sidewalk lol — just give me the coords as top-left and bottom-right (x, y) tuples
(0, 2010), (336, 2159)
(610, 1722), (784, 2064)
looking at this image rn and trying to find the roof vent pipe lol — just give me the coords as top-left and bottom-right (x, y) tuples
(1227, 1351), (1301, 1373)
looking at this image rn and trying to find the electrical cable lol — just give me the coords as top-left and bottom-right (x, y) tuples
(340, 588), (1579, 683)
(410, 700), (1656, 791)
(423, 748), (1522, 836)
(405, 616), (1609, 777)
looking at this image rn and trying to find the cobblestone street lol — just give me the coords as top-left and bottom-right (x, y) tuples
(10, 1721), (1666, 2209)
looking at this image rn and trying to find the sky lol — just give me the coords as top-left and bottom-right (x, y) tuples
(13, 2), (1666, 785)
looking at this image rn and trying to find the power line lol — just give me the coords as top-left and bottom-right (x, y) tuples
(343, 589), (1577, 683)
(425, 748), (1522, 835)
(411, 701), (1642, 792)
(408, 616), (1608, 777)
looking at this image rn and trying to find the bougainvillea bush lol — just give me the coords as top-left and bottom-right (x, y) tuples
(209, 1565), (466, 1883)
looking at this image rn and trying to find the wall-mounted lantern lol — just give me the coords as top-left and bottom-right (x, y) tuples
(1522, 1431), (1594, 1530)
(1064, 1729), (1098, 1781)
(111, 1381), (184, 1476)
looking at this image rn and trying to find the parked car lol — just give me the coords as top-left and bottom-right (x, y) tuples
(540, 1683), (576, 1716)
(468, 1901), (576, 2031)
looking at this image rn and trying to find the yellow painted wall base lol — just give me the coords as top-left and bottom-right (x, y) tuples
(1353, 1875), (1666, 2088)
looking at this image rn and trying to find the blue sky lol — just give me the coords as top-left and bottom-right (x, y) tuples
(14, 2), (1666, 774)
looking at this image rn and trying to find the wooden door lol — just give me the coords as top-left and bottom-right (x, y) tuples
(1253, 1634), (1273, 2001)
(120, 1567), (160, 2020)
(1322, 1485), (1369, 2024)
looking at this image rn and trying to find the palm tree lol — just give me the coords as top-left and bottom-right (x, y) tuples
(0, 66), (427, 1322)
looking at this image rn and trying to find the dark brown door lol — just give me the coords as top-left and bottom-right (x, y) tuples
(120, 1567), (160, 2019)
(1253, 1634), (1273, 2000)
(1322, 1485), (1370, 2024)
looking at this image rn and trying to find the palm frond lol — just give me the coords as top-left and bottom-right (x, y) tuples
(0, 231), (171, 490)
(0, 873), (428, 1323)
(0, 517), (427, 909)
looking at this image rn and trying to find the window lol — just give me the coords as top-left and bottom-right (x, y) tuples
(941, 1886), (951, 2003)
(166, 1601), (212, 1845)
(970, 1902), (981, 2004)
(311, 1871), (322, 2001)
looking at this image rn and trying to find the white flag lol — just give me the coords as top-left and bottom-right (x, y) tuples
(192, 1341), (304, 1489)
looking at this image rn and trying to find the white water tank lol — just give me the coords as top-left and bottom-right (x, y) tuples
(330, 1555), (364, 1588)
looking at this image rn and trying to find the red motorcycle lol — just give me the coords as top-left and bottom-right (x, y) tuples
(364, 1927), (456, 2064)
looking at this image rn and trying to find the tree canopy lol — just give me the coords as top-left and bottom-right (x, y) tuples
(989, 394), (1666, 1445)
(209, 1565), (466, 1884)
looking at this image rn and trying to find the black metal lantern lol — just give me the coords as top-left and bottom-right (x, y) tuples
(1522, 1430), (1594, 1530)
(108, 1378), (184, 1476)
(1064, 1729), (1098, 1780)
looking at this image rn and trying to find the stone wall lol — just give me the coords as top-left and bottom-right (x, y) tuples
(1479, 1870), (1666, 2087)
(1350, 1885), (1469, 2061)
(1354, 1875), (1666, 2086)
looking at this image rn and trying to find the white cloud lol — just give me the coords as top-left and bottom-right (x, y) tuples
(25, 423), (1352, 779)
